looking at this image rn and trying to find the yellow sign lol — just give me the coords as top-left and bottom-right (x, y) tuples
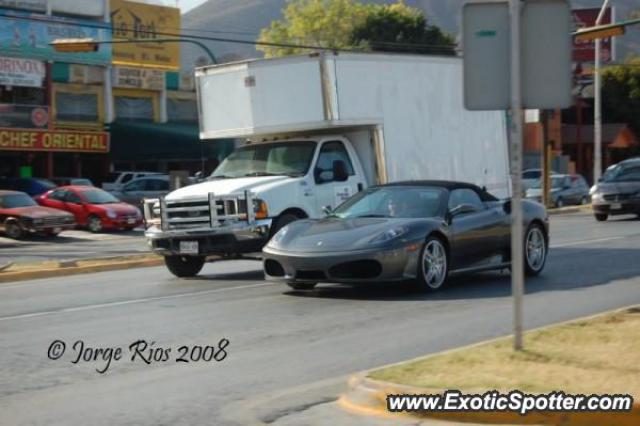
(110, 0), (180, 70)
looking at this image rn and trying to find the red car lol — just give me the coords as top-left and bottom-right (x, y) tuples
(36, 186), (142, 232)
(0, 190), (75, 239)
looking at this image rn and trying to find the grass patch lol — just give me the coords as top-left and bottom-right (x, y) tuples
(370, 308), (640, 397)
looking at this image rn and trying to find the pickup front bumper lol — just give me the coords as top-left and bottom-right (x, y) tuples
(145, 219), (272, 256)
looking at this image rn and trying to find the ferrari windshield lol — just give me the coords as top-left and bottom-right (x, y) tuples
(212, 141), (317, 179)
(0, 193), (38, 208)
(332, 186), (446, 219)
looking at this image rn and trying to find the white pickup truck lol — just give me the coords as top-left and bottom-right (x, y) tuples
(143, 52), (511, 277)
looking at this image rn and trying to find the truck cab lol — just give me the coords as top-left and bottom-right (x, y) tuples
(144, 135), (368, 277)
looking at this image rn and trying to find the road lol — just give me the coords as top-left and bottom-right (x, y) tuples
(0, 229), (148, 264)
(1, 212), (639, 425)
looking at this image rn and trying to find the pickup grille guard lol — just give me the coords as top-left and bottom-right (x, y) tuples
(142, 191), (256, 230)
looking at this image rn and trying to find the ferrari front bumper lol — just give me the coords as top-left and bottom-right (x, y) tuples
(262, 242), (422, 284)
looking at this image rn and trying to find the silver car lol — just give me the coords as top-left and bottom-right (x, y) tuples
(112, 176), (170, 208)
(526, 174), (590, 208)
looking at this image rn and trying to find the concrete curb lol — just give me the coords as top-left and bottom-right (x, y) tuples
(0, 254), (164, 284)
(338, 305), (640, 425)
(547, 204), (592, 215)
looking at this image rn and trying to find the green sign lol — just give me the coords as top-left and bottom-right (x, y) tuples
(476, 30), (497, 37)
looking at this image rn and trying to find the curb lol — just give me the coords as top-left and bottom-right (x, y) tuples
(0, 254), (164, 284)
(338, 305), (640, 426)
(547, 204), (592, 215)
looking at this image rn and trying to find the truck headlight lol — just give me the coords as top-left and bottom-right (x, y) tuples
(253, 199), (268, 219)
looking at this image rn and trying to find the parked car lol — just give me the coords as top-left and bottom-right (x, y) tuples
(590, 158), (640, 222)
(262, 181), (549, 291)
(102, 171), (162, 192)
(525, 174), (590, 207)
(111, 175), (170, 208)
(0, 177), (56, 196)
(0, 190), (75, 239)
(36, 186), (142, 232)
(522, 168), (559, 192)
(52, 177), (94, 187)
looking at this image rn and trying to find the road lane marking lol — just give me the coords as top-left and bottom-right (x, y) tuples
(0, 282), (275, 322)
(550, 234), (638, 248)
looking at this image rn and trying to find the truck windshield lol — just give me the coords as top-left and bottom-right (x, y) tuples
(211, 141), (316, 179)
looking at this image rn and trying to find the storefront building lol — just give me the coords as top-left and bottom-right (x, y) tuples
(0, 0), (111, 182)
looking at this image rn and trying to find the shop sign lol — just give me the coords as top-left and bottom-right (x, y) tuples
(0, 56), (45, 87)
(0, 128), (109, 153)
(69, 64), (104, 84)
(0, 10), (111, 66)
(113, 67), (165, 91)
(110, 0), (180, 70)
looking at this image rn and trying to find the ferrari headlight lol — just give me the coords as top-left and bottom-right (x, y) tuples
(106, 210), (117, 219)
(268, 225), (289, 246)
(370, 226), (408, 244)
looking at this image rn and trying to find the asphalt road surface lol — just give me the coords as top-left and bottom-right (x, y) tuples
(0, 228), (148, 264)
(1, 212), (639, 426)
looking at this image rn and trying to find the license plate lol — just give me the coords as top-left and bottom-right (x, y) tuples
(127, 218), (136, 224)
(610, 203), (622, 210)
(179, 241), (199, 254)
(53, 227), (61, 233)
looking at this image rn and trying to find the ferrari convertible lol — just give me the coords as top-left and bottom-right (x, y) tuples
(262, 181), (549, 291)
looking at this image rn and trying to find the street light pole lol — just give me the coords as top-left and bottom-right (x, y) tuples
(594, 0), (610, 184)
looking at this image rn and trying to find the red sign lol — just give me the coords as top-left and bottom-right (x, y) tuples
(572, 8), (613, 63)
(0, 128), (110, 153)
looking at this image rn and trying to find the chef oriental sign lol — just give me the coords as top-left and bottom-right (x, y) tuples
(0, 128), (109, 153)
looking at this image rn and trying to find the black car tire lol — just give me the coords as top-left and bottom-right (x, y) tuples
(87, 215), (103, 233)
(594, 213), (608, 222)
(5, 221), (23, 239)
(286, 282), (317, 290)
(164, 255), (206, 278)
(269, 213), (301, 239)
(524, 223), (548, 276)
(415, 236), (449, 291)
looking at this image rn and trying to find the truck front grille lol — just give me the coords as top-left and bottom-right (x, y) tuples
(161, 194), (251, 230)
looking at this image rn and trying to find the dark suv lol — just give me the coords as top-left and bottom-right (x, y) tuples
(590, 158), (640, 221)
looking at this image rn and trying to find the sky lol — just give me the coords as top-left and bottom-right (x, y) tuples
(177, 0), (208, 13)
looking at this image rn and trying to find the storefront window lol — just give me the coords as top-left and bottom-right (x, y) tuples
(115, 96), (154, 121)
(167, 98), (197, 122)
(55, 92), (99, 122)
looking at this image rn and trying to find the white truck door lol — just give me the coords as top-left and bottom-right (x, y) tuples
(312, 140), (360, 214)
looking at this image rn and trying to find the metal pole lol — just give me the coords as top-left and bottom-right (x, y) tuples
(541, 110), (551, 208)
(510, 0), (524, 351)
(594, 0), (610, 184)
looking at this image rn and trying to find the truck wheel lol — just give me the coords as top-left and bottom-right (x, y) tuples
(594, 213), (608, 222)
(269, 213), (301, 239)
(286, 282), (317, 290)
(164, 255), (206, 277)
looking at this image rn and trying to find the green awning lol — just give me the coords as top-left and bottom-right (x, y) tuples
(109, 120), (234, 161)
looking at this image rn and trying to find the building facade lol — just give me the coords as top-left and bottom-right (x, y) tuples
(0, 0), (232, 185)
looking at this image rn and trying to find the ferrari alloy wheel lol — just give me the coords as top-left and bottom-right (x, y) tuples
(418, 237), (448, 291)
(87, 215), (103, 233)
(524, 224), (547, 276)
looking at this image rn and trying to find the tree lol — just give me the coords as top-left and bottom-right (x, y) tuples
(351, 2), (456, 55)
(602, 56), (640, 137)
(257, 0), (370, 58)
(257, 0), (455, 58)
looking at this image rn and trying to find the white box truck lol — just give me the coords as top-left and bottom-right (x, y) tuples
(143, 52), (511, 277)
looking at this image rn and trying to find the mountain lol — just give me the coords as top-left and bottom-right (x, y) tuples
(180, 0), (639, 69)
